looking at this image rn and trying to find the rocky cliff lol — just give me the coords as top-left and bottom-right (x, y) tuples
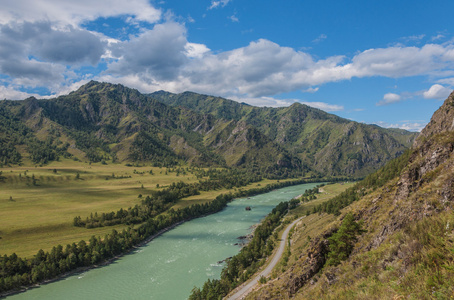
(249, 92), (454, 299)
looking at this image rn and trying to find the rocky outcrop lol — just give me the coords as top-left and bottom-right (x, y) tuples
(285, 228), (335, 296)
(415, 91), (454, 147)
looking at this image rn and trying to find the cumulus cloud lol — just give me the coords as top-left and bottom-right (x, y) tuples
(0, 0), (162, 95)
(2, 21), (105, 65)
(185, 43), (210, 59)
(423, 84), (452, 99)
(376, 93), (402, 106)
(108, 22), (188, 81)
(0, 85), (41, 100)
(2, 0), (454, 108)
(0, 0), (161, 26)
(0, 21), (104, 90)
(349, 44), (449, 78)
(100, 38), (454, 101)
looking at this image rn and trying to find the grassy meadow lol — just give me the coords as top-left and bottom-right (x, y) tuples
(288, 182), (355, 218)
(0, 159), (288, 258)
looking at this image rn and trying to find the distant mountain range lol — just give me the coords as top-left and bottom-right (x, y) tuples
(0, 81), (417, 178)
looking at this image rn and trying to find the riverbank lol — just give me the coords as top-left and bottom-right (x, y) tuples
(227, 216), (305, 299)
(1, 178), (329, 298)
(4, 183), (325, 300)
(0, 219), (188, 299)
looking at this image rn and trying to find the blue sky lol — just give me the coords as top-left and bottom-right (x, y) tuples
(1, 1), (454, 131)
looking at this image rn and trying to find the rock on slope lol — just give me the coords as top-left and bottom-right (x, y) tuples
(249, 92), (454, 299)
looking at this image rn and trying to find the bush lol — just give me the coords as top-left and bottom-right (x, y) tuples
(326, 213), (366, 266)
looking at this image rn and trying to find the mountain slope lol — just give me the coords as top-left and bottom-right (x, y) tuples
(0, 82), (304, 176)
(249, 92), (454, 299)
(150, 91), (417, 177)
(0, 81), (416, 178)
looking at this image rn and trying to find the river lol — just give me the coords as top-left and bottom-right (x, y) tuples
(6, 182), (319, 300)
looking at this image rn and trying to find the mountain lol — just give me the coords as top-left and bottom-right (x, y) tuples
(248, 92), (454, 299)
(0, 81), (416, 178)
(0, 82), (302, 177)
(151, 90), (417, 177)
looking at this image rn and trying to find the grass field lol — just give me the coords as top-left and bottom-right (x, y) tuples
(288, 182), (355, 217)
(0, 160), (288, 258)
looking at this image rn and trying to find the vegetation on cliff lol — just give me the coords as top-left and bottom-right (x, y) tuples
(247, 92), (454, 299)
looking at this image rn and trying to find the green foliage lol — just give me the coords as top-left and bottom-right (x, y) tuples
(0, 178), (320, 294)
(326, 213), (365, 266)
(190, 195), (303, 299)
(151, 90), (417, 178)
(314, 149), (412, 215)
(1, 82), (415, 178)
(129, 131), (178, 166)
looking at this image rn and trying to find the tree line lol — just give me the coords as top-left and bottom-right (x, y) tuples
(0, 178), (321, 295)
(74, 168), (266, 229)
(189, 198), (301, 299)
(312, 149), (411, 215)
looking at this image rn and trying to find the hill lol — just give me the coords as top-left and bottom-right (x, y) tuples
(247, 92), (454, 299)
(150, 90), (417, 177)
(1, 81), (416, 178)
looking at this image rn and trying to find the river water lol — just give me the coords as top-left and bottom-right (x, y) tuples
(7, 183), (319, 300)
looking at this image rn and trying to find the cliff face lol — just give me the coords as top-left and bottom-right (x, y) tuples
(415, 91), (454, 148)
(249, 92), (454, 299)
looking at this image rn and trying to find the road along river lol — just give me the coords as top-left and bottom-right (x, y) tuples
(6, 183), (319, 300)
(227, 216), (304, 299)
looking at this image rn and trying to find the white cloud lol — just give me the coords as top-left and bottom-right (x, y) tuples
(208, 0), (231, 10)
(99, 39), (454, 101)
(431, 34), (445, 41)
(2, 1), (454, 107)
(401, 34), (425, 43)
(0, 21), (105, 93)
(187, 15), (195, 23)
(300, 101), (344, 112)
(437, 77), (454, 85)
(376, 93), (402, 106)
(0, 85), (41, 100)
(185, 43), (211, 59)
(373, 121), (427, 132)
(226, 96), (343, 112)
(423, 84), (452, 99)
(229, 14), (239, 23)
(108, 22), (188, 81)
(302, 87), (319, 93)
(0, 0), (161, 26)
(349, 44), (450, 78)
(312, 34), (327, 44)
(228, 96), (294, 107)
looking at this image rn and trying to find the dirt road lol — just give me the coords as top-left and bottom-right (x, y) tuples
(226, 216), (304, 299)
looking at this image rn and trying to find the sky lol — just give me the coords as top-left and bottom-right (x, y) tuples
(1, 1), (454, 131)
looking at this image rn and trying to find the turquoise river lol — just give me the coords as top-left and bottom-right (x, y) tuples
(6, 182), (319, 300)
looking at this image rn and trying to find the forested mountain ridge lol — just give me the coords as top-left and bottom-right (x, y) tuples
(151, 90), (417, 176)
(0, 81), (302, 177)
(248, 91), (454, 299)
(1, 81), (415, 178)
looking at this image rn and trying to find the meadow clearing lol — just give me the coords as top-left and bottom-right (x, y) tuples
(0, 159), (291, 257)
